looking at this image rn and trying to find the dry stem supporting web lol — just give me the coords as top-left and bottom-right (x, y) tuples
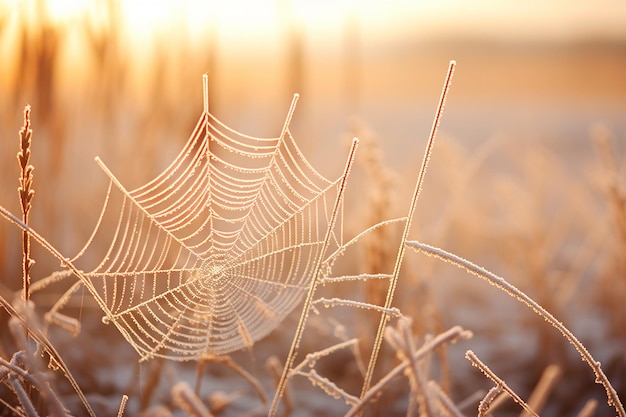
(268, 60), (456, 417)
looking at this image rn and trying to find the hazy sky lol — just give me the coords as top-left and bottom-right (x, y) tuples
(383, 0), (626, 40)
(129, 0), (626, 42)
(5, 0), (626, 44)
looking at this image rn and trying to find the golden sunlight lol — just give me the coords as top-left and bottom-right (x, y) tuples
(2, 0), (626, 415)
(4, 0), (626, 46)
(45, 0), (90, 22)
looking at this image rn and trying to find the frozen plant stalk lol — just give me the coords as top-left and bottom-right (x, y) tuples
(17, 105), (35, 303)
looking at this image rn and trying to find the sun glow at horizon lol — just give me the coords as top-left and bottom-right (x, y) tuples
(3, 0), (626, 48)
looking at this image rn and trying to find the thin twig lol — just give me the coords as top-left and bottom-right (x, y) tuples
(268, 138), (359, 417)
(0, 294), (97, 417)
(401, 319), (436, 417)
(478, 387), (505, 417)
(293, 369), (359, 406)
(8, 371), (39, 417)
(345, 325), (471, 417)
(291, 338), (359, 374)
(172, 381), (213, 417)
(466, 350), (538, 417)
(312, 297), (401, 316)
(427, 380), (467, 417)
(359, 60), (456, 408)
(266, 356), (293, 417)
(576, 399), (598, 417)
(198, 355), (267, 405)
(117, 395), (129, 417)
(521, 364), (561, 417)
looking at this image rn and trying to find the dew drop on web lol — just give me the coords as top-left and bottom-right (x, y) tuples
(48, 356), (60, 371)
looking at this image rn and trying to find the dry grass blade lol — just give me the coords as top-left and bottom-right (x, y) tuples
(117, 394), (129, 417)
(218, 356), (267, 405)
(268, 137), (359, 417)
(345, 325), (471, 417)
(292, 338), (359, 373)
(359, 60), (456, 405)
(406, 240), (626, 417)
(427, 380), (467, 417)
(0, 398), (23, 417)
(139, 357), (165, 410)
(1, 356), (40, 417)
(1, 351), (68, 417)
(466, 350), (538, 417)
(44, 312), (81, 337)
(521, 364), (561, 417)
(325, 217), (407, 263)
(478, 387), (505, 417)
(266, 356), (293, 417)
(8, 370), (39, 417)
(172, 381), (214, 417)
(313, 297), (401, 316)
(293, 369), (359, 406)
(0, 205), (104, 308)
(289, 339), (362, 407)
(401, 319), (436, 417)
(0, 294), (97, 417)
(196, 354), (267, 405)
(577, 399), (599, 417)
(385, 317), (436, 417)
(322, 272), (393, 284)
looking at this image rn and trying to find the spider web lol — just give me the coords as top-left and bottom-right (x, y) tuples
(67, 77), (350, 361)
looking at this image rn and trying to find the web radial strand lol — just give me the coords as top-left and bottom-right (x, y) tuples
(66, 99), (347, 360)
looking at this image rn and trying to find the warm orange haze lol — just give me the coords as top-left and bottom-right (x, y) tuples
(0, 1), (625, 416)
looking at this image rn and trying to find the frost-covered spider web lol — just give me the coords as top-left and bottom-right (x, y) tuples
(67, 76), (352, 361)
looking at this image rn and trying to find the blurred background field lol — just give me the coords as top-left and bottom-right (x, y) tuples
(1, 1), (626, 415)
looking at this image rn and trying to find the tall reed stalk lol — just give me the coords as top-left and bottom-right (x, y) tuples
(358, 60), (456, 405)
